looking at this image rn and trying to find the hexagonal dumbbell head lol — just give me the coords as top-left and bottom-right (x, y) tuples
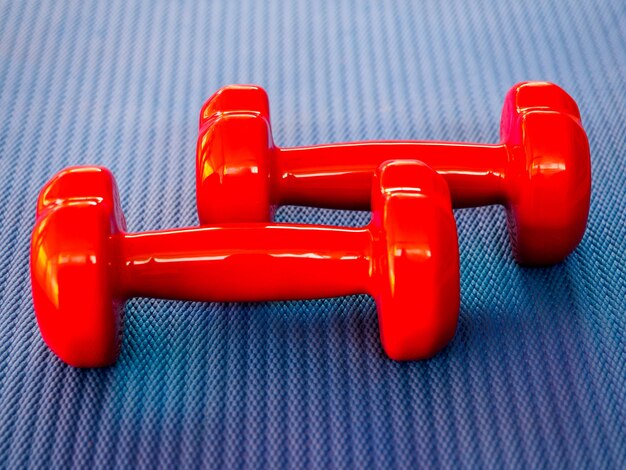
(370, 160), (459, 360)
(197, 85), (275, 224)
(499, 81), (591, 265)
(197, 112), (275, 224)
(31, 167), (126, 367)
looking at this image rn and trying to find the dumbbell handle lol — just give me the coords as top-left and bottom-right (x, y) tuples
(113, 225), (372, 301)
(273, 142), (509, 209)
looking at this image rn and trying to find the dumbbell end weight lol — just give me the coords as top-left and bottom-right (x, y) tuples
(197, 112), (276, 224)
(32, 167), (128, 367)
(371, 160), (460, 360)
(499, 82), (591, 265)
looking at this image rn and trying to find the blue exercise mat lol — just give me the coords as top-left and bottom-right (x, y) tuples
(0, 0), (624, 468)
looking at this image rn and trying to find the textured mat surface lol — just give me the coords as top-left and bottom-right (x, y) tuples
(0, 0), (624, 468)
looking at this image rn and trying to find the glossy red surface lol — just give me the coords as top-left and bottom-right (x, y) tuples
(31, 162), (459, 367)
(197, 81), (591, 265)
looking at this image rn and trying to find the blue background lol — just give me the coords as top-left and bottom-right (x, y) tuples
(0, 0), (624, 468)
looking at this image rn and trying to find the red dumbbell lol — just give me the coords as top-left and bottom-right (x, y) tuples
(31, 161), (459, 367)
(197, 81), (591, 266)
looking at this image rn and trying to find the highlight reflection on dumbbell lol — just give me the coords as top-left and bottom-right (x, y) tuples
(31, 161), (459, 367)
(197, 81), (591, 266)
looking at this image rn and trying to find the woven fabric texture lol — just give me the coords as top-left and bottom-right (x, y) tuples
(0, 0), (624, 468)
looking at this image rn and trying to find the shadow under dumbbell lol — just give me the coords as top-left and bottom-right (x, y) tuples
(117, 295), (382, 370)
